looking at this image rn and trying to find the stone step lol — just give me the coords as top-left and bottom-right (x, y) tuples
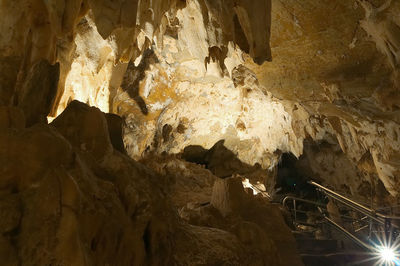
(300, 252), (373, 266)
(296, 238), (339, 253)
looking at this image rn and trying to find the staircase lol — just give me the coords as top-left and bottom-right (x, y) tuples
(281, 181), (400, 266)
(294, 229), (371, 265)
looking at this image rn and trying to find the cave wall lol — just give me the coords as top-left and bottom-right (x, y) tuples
(248, 0), (400, 198)
(0, 0), (400, 263)
(1, 0), (398, 199)
(0, 1), (304, 265)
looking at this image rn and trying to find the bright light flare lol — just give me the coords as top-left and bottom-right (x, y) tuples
(379, 246), (396, 263)
(353, 231), (400, 266)
(371, 243), (400, 266)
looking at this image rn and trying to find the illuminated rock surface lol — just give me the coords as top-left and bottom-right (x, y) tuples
(0, 0), (399, 265)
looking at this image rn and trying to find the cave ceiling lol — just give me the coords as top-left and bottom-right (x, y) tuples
(0, 0), (399, 198)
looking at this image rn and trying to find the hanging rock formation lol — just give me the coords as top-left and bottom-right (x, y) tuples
(0, 0), (400, 265)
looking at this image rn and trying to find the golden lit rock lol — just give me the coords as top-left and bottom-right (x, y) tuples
(0, 0), (400, 264)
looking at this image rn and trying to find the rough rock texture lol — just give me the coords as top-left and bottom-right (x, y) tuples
(141, 155), (216, 208)
(3, 0), (397, 202)
(14, 59), (60, 126)
(2, 101), (300, 265)
(182, 175), (303, 266)
(141, 155), (303, 266)
(109, 0), (400, 206)
(0, 102), (175, 265)
(0, 0), (272, 111)
(247, 0), (400, 201)
(1, 0), (400, 264)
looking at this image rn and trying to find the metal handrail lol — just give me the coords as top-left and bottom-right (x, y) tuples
(282, 196), (326, 223)
(323, 214), (374, 251)
(313, 206), (375, 252)
(281, 181), (400, 253)
(310, 182), (374, 213)
(282, 195), (376, 252)
(309, 181), (400, 222)
(279, 181), (400, 254)
(282, 196), (371, 225)
(322, 190), (385, 225)
(282, 196), (326, 208)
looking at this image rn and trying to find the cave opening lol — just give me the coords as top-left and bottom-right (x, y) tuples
(272, 151), (326, 228)
(274, 152), (316, 199)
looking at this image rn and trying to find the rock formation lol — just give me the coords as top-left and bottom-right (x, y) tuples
(0, 0), (399, 265)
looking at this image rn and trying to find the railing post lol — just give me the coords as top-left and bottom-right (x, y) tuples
(369, 218), (372, 239)
(385, 218), (392, 243)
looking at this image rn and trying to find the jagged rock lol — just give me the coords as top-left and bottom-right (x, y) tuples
(182, 145), (209, 165)
(1, 0), (400, 264)
(179, 174), (304, 266)
(205, 140), (256, 178)
(0, 106), (25, 129)
(105, 113), (126, 154)
(2, 100), (284, 265)
(230, 221), (279, 265)
(179, 203), (225, 228)
(173, 224), (246, 266)
(0, 56), (20, 106)
(211, 176), (248, 216)
(0, 124), (73, 191)
(182, 140), (266, 181)
(14, 60), (60, 126)
(51, 100), (113, 161)
(142, 154), (303, 265)
(0, 103), (175, 265)
(141, 155), (216, 208)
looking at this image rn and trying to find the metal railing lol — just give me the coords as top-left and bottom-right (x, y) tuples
(323, 214), (373, 250)
(282, 181), (400, 253)
(282, 196), (325, 224)
(309, 181), (400, 250)
(282, 195), (366, 226)
(309, 181), (400, 224)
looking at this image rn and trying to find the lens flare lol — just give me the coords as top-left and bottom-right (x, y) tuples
(380, 246), (396, 263)
(372, 243), (400, 266)
(351, 230), (400, 266)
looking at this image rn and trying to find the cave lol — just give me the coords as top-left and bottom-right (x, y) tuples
(273, 152), (316, 199)
(1, 0), (400, 265)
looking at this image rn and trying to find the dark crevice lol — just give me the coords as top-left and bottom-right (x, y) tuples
(120, 49), (159, 115)
(143, 222), (152, 255)
(233, 14), (250, 53)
